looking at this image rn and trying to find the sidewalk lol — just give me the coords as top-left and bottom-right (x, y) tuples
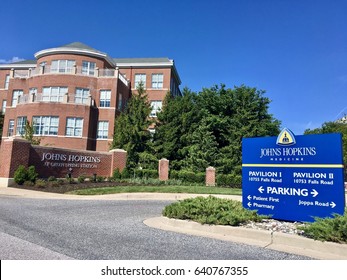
(1, 186), (346, 260)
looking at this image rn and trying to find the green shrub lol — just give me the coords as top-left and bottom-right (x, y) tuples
(217, 174), (242, 188)
(176, 170), (205, 184)
(35, 179), (46, 188)
(23, 180), (34, 186)
(299, 210), (347, 244)
(57, 179), (65, 185)
(27, 166), (38, 183)
(14, 165), (28, 185)
(113, 168), (121, 180)
(77, 175), (86, 183)
(121, 168), (131, 179)
(47, 176), (57, 182)
(141, 169), (158, 179)
(169, 170), (179, 180)
(163, 196), (266, 226)
(48, 181), (61, 188)
(13, 165), (38, 185)
(96, 176), (104, 182)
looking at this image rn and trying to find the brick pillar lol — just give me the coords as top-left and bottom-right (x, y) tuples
(110, 149), (127, 176)
(0, 138), (31, 187)
(205, 166), (216, 186)
(159, 158), (169, 181)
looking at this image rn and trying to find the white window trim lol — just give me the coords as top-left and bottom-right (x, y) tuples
(97, 121), (109, 139)
(32, 116), (59, 136)
(134, 73), (146, 89)
(65, 117), (83, 137)
(100, 90), (111, 107)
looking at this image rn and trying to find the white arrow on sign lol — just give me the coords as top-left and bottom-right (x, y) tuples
(330, 202), (336, 208)
(258, 186), (264, 194)
(311, 189), (318, 197)
(247, 195), (252, 200)
(247, 202), (252, 207)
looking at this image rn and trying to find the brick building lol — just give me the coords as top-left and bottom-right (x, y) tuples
(0, 42), (181, 152)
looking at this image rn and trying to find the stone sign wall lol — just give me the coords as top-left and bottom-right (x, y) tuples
(0, 138), (127, 187)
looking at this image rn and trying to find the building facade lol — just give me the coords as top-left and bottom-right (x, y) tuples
(0, 42), (181, 152)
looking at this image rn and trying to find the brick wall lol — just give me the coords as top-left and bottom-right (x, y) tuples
(0, 139), (127, 184)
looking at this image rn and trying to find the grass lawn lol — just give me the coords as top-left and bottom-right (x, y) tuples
(68, 185), (242, 196)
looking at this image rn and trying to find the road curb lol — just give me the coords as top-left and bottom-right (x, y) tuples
(144, 216), (347, 260)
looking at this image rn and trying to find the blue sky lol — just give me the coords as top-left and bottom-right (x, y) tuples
(1, 0), (346, 135)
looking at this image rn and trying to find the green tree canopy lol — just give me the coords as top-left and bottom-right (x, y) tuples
(111, 82), (152, 169)
(304, 121), (347, 167)
(153, 84), (281, 174)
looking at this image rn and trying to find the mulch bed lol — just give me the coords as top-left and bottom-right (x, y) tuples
(11, 181), (130, 194)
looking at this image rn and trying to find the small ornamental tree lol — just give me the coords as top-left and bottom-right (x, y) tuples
(23, 120), (41, 145)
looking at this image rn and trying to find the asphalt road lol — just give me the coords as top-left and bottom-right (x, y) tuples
(0, 196), (312, 260)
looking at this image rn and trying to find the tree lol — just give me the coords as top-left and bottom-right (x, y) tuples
(152, 88), (202, 170)
(153, 84), (281, 174)
(181, 118), (219, 172)
(305, 121), (347, 168)
(210, 85), (281, 174)
(111, 82), (152, 169)
(23, 120), (41, 145)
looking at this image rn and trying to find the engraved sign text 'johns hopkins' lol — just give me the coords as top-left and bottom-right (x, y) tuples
(41, 152), (101, 169)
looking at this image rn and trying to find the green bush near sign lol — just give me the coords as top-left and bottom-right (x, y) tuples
(299, 210), (347, 244)
(14, 165), (38, 185)
(162, 196), (267, 226)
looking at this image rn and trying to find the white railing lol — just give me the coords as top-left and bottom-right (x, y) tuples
(12, 66), (119, 78)
(99, 68), (115, 77)
(13, 70), (30, 78)
(17, 93), (93, 106)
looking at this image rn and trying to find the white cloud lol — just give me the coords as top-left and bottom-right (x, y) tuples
(0, 56), (25, 64)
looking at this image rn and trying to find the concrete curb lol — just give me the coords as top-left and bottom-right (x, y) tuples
(144, 216), (347, 260)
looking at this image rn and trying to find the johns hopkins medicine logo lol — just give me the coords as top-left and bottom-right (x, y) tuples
(276, 128), (296, 146)
(260, 128), (316, 159)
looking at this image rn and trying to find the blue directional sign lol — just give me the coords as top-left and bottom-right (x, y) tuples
(242, 128), (345, 222)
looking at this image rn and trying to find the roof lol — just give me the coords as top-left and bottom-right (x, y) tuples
(58, 42), (103, 53)
(11, 59), (37, 65)
(113, 57), (172, 64)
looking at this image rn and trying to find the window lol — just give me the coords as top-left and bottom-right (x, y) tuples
(8, 120), (14, 136)
(117, 93), (123, 110)
(150, 100), (162, 117)
(82, 61), (96, 76)
(151, 74), (163, 89)
(100, 90), (111, 107)
(66, 117), (83, 137)
(4, 74), (10, 89)
(1, 100), (6, 114)
(16, 116), (27, 136)
(75, 88), (90, 104)
(12, 90), (23, 107)
(32, 116), (59, 136)
(42, 87), (67, 102)
(134, 74), (146, 89)
(51, 60), (75, 73)
(97, 121), (109, 139)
